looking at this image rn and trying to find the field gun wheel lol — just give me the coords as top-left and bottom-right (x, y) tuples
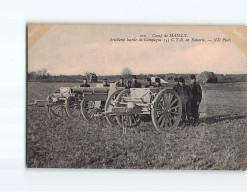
(80, 100), (98, 122)
(47, 89), (68, 117)
(65, 96), (81, 118)
(151, 89), (182, 131)
(105, 90), (122, 125)
(48, 105), (68, 117)
(115, 89), (141, 128)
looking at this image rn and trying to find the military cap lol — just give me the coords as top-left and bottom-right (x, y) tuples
(155, 77), (160, 82)
(174, 77), (178, 82)
(132, 75), (137, 79)
(178, 76), (185, 83)
(190, 75), (196, 79)
(146, 77), (151, 81)
(83, 78), (87, 80)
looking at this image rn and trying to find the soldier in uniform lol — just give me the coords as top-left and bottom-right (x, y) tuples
(190, 75), (202, 125)
(127, 80), (132, 89)
(130, 75), (142, 88)
(172, 77), (179, 92)
(116, 77), (127, 88)
(145, 78), (155, 88)
(176, 77), (192, 125)
(154, 77), (162, 88)
(80, 78), (90, 87)
(103, 78), (110, 87)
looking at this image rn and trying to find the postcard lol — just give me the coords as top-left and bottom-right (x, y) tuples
(27, 24), (247, 169)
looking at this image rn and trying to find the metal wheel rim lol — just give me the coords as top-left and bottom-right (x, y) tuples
(65, 96), (81, 118)
(47, 89), (68, 117)
(80, 100), (97, 122)
(115, 89), (141, 127)
(105, 90), (122, 125)
(49, 105), (67, 117)
(151, 89), (182, 131)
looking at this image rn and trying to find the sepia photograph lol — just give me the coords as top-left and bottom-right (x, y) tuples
(26, 24), (247, 170)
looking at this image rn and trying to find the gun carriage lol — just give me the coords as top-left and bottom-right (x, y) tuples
(105, 88), (182, 132)
(29, 84), (182, 132)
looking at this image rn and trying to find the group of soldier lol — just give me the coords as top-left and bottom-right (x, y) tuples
(80, 77), (110, 87)
(80, 74), (202, 126)
(172, 75), (202, 126)
(116, 75), (161, 88)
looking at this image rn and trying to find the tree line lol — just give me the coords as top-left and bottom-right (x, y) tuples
(27, 68), (247, 83)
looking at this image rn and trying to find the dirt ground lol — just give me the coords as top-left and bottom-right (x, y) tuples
(26, 82), (247, 169)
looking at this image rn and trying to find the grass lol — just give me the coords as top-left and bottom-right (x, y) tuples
(26, 81), (247, 169)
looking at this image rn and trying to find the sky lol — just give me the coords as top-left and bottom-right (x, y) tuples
(28, 24), (247, 75)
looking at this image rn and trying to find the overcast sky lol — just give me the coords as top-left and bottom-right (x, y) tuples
(28, 24), (247, 75)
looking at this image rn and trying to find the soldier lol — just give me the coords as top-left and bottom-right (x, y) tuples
(116, 77), (127, 88)
(172, 77), (179, 92)
(145, 78), (155, 88)
(130, 75), (142, 88)
(80, 78), (90, 87)
(176, 77), (192, 125)
(190, 75), (202, 125)
(127, 80), (132, 89)
(154, 77), (162, 87)
(103, 78), (110, 87)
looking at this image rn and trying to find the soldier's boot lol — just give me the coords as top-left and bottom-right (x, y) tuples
(179, 114), (186, 127)
(179, 121), (186, 127)
(194, 115), (199, 126)
(188, 116), (194, 126)
(190, 115), (199, 126)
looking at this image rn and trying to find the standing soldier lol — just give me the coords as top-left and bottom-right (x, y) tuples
(103, 78), (110, 87)
(176, 77), (192, 125)
(116, 77), (127, 88)
(80, 78), (90, 87)
(154, 77), (162, 88)
(145, 78), (155, 88)
(172, 77), (179, 92)
(190, 75), (202, 125)
(130, 75), (142, 88)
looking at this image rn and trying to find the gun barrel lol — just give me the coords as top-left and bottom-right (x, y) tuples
(71, 87), (110, 94)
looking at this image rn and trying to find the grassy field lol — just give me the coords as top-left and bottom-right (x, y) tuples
(26, 81), (247, 169)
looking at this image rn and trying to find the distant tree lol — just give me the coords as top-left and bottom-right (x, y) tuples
(121, 67), (132, 79)
(27, 71), (38, 80)
(36, 68), (50, 76)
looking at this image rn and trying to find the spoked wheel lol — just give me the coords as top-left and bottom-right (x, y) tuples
(151, 89), (182, 131)
(118, 114), (142, 127)
(115, 89), (141, 127)
(47, 89), (68, 117)
(105, 90), (122, 125)
(65, 96), (81, 118)
(80, 100), (99, 122)
(49, 104), (67, 117)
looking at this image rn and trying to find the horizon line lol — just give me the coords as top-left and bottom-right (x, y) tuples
(27, 72), (247, 76)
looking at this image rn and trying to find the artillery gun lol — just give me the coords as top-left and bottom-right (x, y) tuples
(105, 88), (182, 132)
(28, 83), (125, 125)
(29, 84), (182, 132)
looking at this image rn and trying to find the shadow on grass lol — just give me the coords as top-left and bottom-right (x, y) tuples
(200, 114), (246, 125)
